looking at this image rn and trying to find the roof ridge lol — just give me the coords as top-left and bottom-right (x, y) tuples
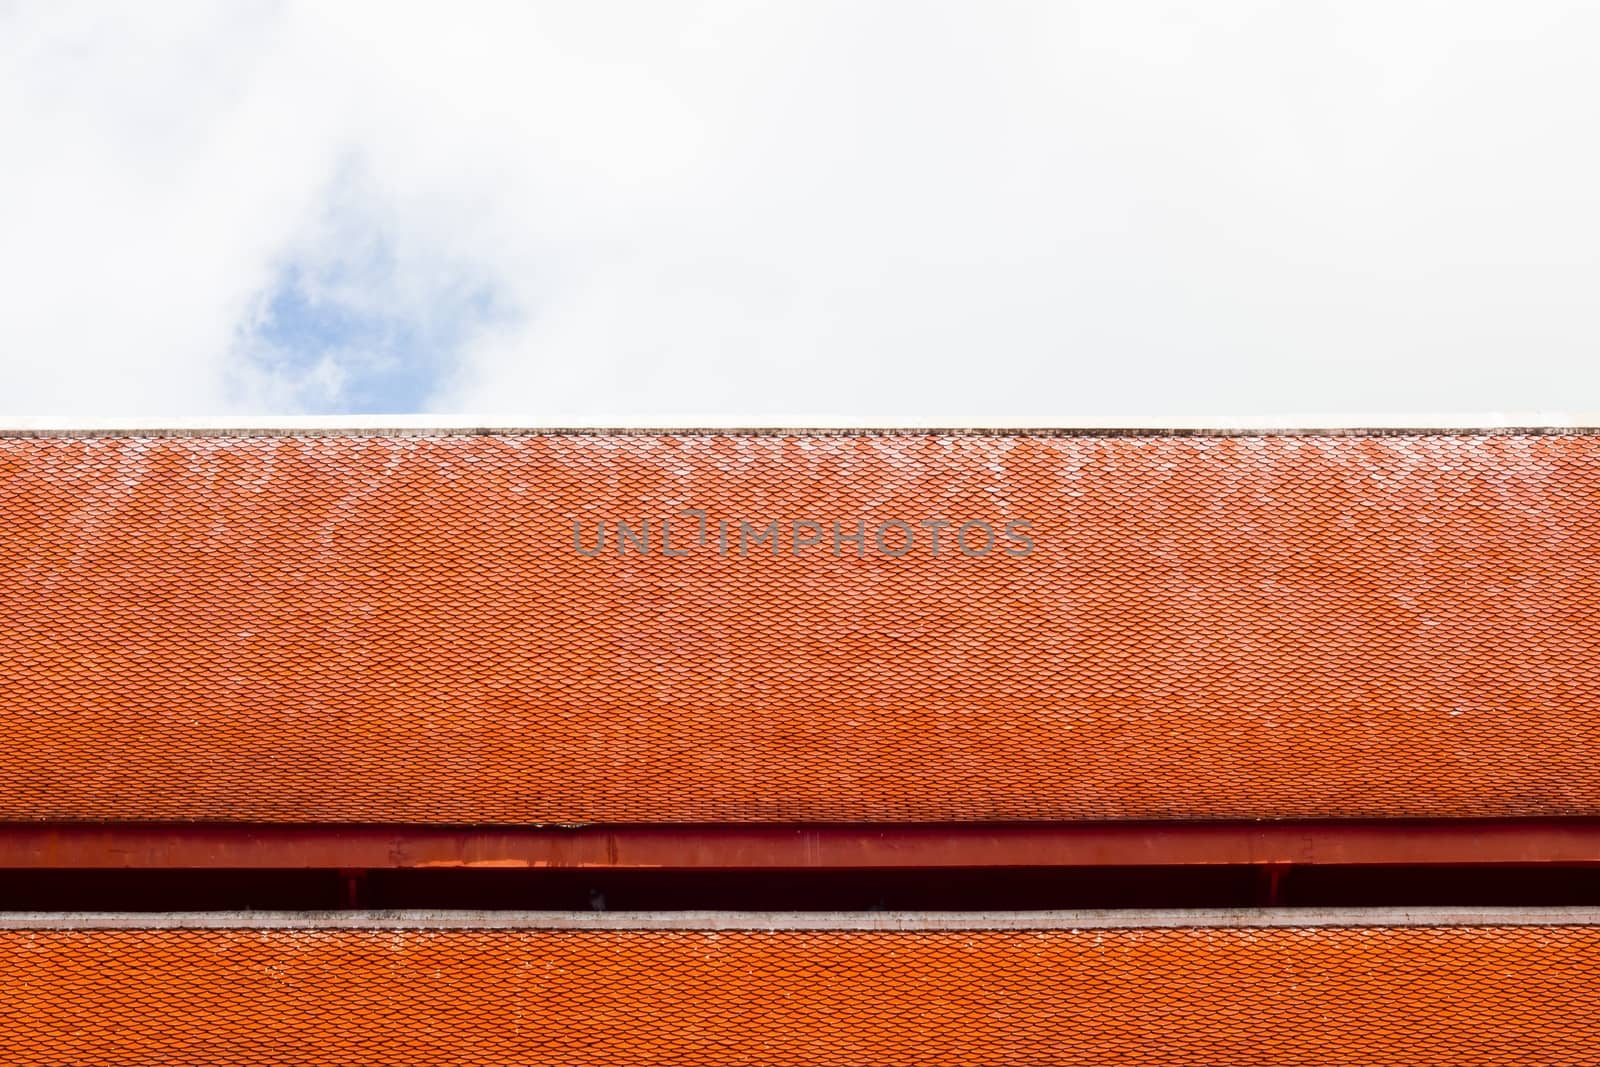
(3, 412), (1600, 439)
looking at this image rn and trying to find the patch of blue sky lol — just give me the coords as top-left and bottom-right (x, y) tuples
(240, 235), (503, 414)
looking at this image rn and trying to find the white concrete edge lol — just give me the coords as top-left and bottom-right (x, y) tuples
(1, 412), (1598, 436)
(2, 908), (1598, 931)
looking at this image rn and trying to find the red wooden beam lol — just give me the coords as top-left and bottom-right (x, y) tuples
(1, 820), (1598, 869)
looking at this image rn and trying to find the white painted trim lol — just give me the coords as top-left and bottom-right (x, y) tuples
(2, 908), (1597, 930)
(0, 413), (1598, 436)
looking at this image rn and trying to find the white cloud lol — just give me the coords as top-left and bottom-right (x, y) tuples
(3, 1), (1599, 417)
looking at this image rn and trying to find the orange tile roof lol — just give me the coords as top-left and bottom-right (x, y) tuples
(2, 924), (1596, 1062)
(3, 431), (1599, 823)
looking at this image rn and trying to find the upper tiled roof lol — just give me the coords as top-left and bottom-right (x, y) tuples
(3, 430), (1599, 823)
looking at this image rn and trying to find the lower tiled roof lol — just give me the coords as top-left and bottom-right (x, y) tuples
(5, 431), (1600, 822)
(2, 923), (1595, 1063)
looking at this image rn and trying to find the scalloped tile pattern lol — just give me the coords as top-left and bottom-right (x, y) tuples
(4, 432), (1599, 822)
(2, 925), (1597, 1062)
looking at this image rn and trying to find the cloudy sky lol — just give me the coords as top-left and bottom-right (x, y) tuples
(4, 2), (1598, 418)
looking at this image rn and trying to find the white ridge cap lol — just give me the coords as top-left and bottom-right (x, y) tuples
(0, 907), (1598, 930)
(0, 412), (1597, 436)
